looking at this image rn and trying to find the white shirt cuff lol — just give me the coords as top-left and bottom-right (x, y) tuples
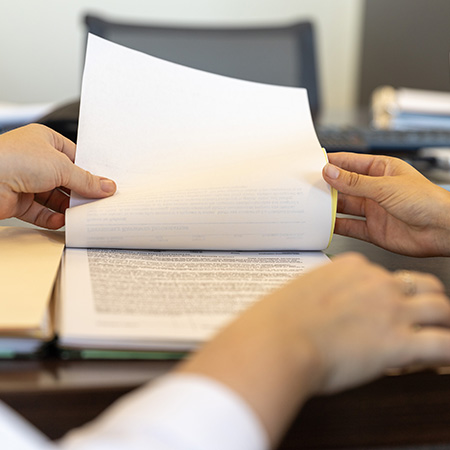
(60, 373), (269, 450)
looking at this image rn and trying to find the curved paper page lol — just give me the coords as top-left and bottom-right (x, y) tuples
(66, 34), (334, 251)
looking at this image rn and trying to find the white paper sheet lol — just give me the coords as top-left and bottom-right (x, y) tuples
(59, 248), (329, 350)
(65, 34), (334, 251)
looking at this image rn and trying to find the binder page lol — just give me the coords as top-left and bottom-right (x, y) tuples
(66, 34), (334, 251)
(0, 227), (64, 336)
(59, 248), (329, 350)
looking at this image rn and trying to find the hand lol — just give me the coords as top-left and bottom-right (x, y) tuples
(322, 152), (450, 256)
(178, 253), (450, 445)
(290, 254), (450, 394)
(0, 124), (116, 229)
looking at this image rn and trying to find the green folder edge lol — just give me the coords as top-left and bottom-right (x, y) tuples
(59, 348), (187, 360)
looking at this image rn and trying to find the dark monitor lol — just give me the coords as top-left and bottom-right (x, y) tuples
(358, 0), (450, 107)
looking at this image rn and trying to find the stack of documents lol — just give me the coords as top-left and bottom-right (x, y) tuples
(58, 34), (335, 355)
(0, 227), (64, 357)
(0, 34), (336, 358)
(371, 85), (450, 130)
(0, 101), (55, 133)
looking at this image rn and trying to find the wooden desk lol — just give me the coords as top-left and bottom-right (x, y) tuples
(1, 235), (450, 448)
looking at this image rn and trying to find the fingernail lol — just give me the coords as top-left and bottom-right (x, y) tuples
(100, 179), (116, 193)
(324, 163), (340, 180)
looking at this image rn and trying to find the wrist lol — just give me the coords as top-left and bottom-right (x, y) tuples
(176, 298), (322, 446)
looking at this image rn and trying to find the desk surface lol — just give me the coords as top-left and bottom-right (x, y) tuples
(2, 234), (450, 448)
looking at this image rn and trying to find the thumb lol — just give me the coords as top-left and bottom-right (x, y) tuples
(323, 163), (379, 199)
(62, 162), (116, 198)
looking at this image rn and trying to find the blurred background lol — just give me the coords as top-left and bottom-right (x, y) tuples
(0, 0), (362, 113)
(2, 0), (450, 156)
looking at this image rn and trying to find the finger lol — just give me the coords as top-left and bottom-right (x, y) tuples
(394, 270), (445, 296)
(35, 189), (70, 214)
(60, 159), (117, 199)
(323, 163), (387, 200)
(402, 329), (450, 367)
(45, 126), (117, 198)
(49, 127), (77, 162)
(337, 193), (366, 217)
(404, 294), (450, 327)
(327, 152), (386, 175)
(333, 216), (370, 242)
(17, 201), (65, 229)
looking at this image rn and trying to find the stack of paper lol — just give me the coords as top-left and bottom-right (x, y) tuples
(0, 101), (55, 133)
(0, 227), (64, 357)
(371, 85), (450, 130)
(57, 34), (336, 354)
(0, 35), (336, 358)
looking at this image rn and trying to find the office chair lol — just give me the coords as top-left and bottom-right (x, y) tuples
(84, 14), (320, 119)
(37, 15), (320, 142)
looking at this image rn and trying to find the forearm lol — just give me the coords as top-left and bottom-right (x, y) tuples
(177, 289), (321, 447)
(59, 289), (315, 450)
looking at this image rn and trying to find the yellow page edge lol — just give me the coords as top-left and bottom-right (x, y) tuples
(322, 147), (337, 248)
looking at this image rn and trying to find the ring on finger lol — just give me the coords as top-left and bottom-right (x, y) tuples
(395, 270), (417, 296)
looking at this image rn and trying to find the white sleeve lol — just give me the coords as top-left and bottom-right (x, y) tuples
(0, 401), (55, 450)
(59, 373), (270, 450)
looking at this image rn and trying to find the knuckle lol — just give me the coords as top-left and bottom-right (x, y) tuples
(84, 171), (98, 190)
(346, 171), (361, 188)
(335, 252), (369, 268)
(57, 155), (74, 186)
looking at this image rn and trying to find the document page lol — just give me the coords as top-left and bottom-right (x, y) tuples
(59, 248), (329, 351)
(66, 34), (335, 251)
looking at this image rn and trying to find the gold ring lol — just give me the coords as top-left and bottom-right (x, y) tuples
(395, 270), (417, 296)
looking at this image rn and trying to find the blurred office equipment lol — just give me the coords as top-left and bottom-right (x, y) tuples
(0, 101), (55, 134)
(318, 86), (450, 153)
(371, 86), (450, 130)
(317, 126), (450, 153)
(317, 0), (450, 154)
(318, 85), (450, 153)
